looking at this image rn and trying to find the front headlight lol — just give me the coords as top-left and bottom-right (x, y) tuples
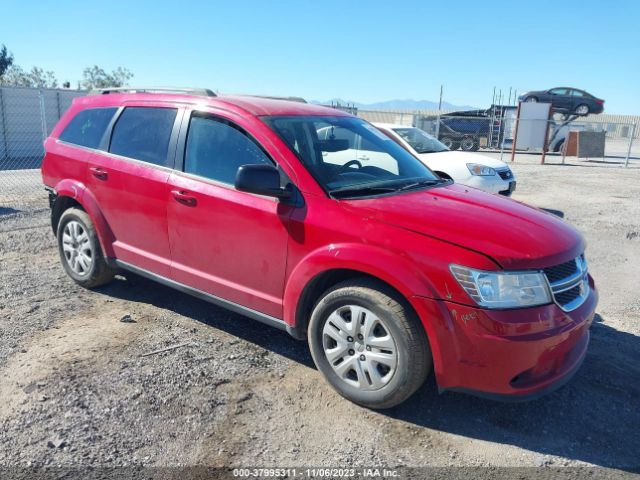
(467, 163), (496, 176)
(450, 265), (552, 309)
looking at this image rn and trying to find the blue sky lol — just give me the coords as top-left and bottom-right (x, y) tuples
(2, 0), (639, 113)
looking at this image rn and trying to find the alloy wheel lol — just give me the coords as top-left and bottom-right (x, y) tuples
(62, 220), (93, 275)
(322, 305), (398, 391)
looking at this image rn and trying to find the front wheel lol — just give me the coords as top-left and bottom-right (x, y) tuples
(308, 278), (432, 409)
(440, 136), (460, 150)
(57, 208), (115, 288)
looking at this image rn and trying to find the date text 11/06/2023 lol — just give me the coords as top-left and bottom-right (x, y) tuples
(232, 468), (399, 478)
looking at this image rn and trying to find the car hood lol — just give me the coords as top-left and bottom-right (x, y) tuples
(341, 183), (583, 270)
(418, 151), (509, 169)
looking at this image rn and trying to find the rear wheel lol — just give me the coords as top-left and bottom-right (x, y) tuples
(575, 104), (589, 115)
(460, 137), (479, 151)
(308, 278), (432, 409)
(57, 208), (115, 288)
(525, 96), (538, 102)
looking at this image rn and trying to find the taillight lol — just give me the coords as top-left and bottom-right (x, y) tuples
(595, 99), (604, 104)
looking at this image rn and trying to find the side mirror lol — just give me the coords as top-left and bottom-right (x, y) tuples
(235, 164), (291, 199)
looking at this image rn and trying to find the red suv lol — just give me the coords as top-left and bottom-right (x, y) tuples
(41, 88), (597, 408)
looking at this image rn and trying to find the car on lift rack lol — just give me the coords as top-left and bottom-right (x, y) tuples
(518, 88), (604, 116)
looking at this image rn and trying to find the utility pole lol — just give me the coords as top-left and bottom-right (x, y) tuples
(435, 85), (443, 140)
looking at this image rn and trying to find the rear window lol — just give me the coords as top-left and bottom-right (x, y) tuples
(109, 107), (178, 166)
(58, 108), (117, 149)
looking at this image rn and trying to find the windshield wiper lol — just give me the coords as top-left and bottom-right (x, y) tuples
(329, 178), (444, 198)
(397, 179), (443, 191)
(329, 184), (399, 198)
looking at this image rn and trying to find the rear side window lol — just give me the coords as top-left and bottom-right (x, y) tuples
(184, 116), (271, 185)
(109, 107), (178, 166)
(58, 108), (117, 149)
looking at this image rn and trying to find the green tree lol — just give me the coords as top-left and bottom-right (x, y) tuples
(0, 65), (58, 88)
(81, 65), (134, 89)
(0, 44), (14, 78)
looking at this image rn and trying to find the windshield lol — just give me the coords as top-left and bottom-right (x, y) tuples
(392, 127), (449, 154)
(262, 116), (443, 198)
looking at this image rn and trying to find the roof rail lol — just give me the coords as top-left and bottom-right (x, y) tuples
(89, 87), (216, 97)
(240, 94), (307, 103)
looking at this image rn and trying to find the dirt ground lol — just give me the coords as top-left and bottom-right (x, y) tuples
(0, 154), (639, 475)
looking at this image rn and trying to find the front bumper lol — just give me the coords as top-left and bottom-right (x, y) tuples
(410, 276), (597, 400)
(462, 174), (516, 196)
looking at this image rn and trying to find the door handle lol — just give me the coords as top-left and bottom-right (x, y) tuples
(357, 155), (370, 161)
(171, 189), (197, 207)
(89, 167), (108, 180)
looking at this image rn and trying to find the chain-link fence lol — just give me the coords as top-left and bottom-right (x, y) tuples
(0, 87), (85, 215)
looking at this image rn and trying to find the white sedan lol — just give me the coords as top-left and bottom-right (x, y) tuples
(373, 123), (516, 196)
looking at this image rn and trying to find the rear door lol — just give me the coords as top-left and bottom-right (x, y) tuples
(86, 104), (183, 276)
(166, 110), (293, 318)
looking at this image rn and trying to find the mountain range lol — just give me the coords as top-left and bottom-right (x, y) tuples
(311, 98), (478, 111)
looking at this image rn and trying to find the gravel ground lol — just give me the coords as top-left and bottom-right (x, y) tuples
(0, 155), (639, 477)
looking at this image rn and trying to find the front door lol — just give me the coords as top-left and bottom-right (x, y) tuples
(548, 88), (572, 111)
(166, 112), (293, 318)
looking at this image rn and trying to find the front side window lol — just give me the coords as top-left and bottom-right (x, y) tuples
(263, 116), (442, 198)
(392, 127), (449, 154)
(184, 115), (271, 185)
(59, 108), (117, 149)
(109, 107), (177, 166)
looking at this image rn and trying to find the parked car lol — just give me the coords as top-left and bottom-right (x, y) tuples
(42, 88), (597, 408)
(518, 88), (604, 116)
(373, 123), (516, 196)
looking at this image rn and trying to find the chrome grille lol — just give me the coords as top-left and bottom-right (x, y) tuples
(543, 255), (589, 312)
(543, 259), (578, 284)
(555, 284), (582, 305)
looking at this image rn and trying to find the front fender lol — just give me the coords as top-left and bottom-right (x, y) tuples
(53, 179), (116, 258)
(283, 243), (439, 329)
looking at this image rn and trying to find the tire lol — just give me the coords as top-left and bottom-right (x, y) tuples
(57, 208), (115, 288)
(460, 137), (479, 151)
(440, 136), (454, 149)
(525, 96), (538, 102)
(575, 104), (589, 115)
(307, 278), (432, 409)
(441, 136), (460, 150)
